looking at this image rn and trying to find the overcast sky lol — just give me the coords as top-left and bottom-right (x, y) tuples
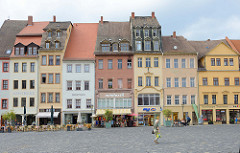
(0, 0), (240, 40)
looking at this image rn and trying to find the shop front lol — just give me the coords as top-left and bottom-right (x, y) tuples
(137, 107), (161, 126)
(63, 111), (92, 125)
(37, 109), (61, 125)
(202, 110), (213, 123)
(229, 109), (240, 124)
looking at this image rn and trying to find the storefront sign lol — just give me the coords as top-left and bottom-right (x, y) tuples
(105, 93), (124, 97)
(143, 108), (156, 112)
(72, 94), (86, 96)
(13, 92), (35, 96)
(233, 105), (240, 108)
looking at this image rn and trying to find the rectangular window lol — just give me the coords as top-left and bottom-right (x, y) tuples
(190, 77), (195, 87)
(154, 41), (159, 51)
(145, 41), (151, 51)
(118, 59), (122, 69)
(33, 47), (37, 55)
(136, 41), (142, 51)
(229, 58), (234, 66)
(84, 81), (89, 90)
(182, 95), (187, 104)
(22, 63), (27, 72)
(213, 78), (219, 86)
(3, 80), (8, 90)
(234, 95), (238, 104)
(14, 80), (18, 89)
(204, 95), (208, 104)
(211, 58), (215, 66)
(41, 74), (46, 84)
(67, 64), (72, 73)
(46, 42), (50, 49)
(30, 63), (35, 72)
(167, 78), (171, 87)
(30, 98), (34, 107)
(202, 78), (208, 85)
(3, 62), (9, 72)
(127, 59), (132, 68)
(13, 98), (18, 107)
(154, 77), (159, 86)
(49, 56), (54, 65)
(22, 80), (26, 89)
(224, 58), (228, 66)
(55, 42), (59, 48)
(28, 47), (32, 55)
(113, 44), (118, 52)
(166, 59), (170, 68)
(86, 99), (91, 108)
(41, 93), (46, 103)
(108, 79), (113, 89)
(118, 79), (123, 89)
(223, 95), (228, 104)
(84, 64), (90, 72)
(153, 29), (157, 37)
(56, 56), (60, 65)
(212, 95), (216, 104)
(42, 56), (46, 65)
(76, 64), (81, 73)
(174, 59), (178, 68)
(20, 47), (24, 55)
(30, 80), (35, 89)
(76, 81), (81, 90)
(181, 59), (186, 68)
(55, 73), (60, 84)
(190, 58), (194, 68)
(145, 30), (149, 37)
(67, 81), (72, 90)
(146, 58), (151, 67)
(76, 99), (81, 108)
(99, 79), (103, 89)
(14, 63), (18, 72)
(98, 60), (103, 69)
(138, 58), (142, 67)
(48, 93), (53, 103)
(15, 48), (19, 55)
(120, 43), (129, 51)
(67, 99), (72, 109)
(175, 95), (179, 105)
(2, 99), (8, 109)
(108, 60), (113, 69)
(154, 57), (158, 67)
(138, 77), (142, 86)
(182, 78), (186, 87)
(21, 98), (26, 107)
(127, 79), (132, 89)
(167, 95), (171, 105)
(225, 78), (229, 86)
(136, 29), (140, 37)
(146, 76), (151, 86)
(235, 78), (239, 86)
(48, 32), (52, 37)
(174, 78), (179, 87)
(48, 74), (53, 84)
(216, 58), (221, 66)
(191, 95), (195, 104)
(101, 44), (110, 52)
(55, 93), (60, 103)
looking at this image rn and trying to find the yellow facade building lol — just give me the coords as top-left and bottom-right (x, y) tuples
(192, 41), (240, 124)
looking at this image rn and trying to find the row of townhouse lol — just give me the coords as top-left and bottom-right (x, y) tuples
(0, 12), (240, 126)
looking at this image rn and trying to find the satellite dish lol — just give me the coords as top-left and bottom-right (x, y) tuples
(173, 46), (177, 50)
(5, 49), (11, 54)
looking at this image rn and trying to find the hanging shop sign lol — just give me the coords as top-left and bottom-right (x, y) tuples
(143, 108), (156, 112)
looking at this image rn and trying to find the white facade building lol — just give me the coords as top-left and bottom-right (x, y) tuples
(62, 60), (95, 124)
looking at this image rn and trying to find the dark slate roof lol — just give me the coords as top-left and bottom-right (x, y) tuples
(162, 36), (197, 54)
(131, 16), (160, 28)
(43, 21), (71, 31)
(0, 20), (27, 57)
(95, 22), (131, 52)
(188, 39), (229, 59)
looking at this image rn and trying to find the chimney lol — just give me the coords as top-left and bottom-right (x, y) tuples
(207, 39), (211, 41)
(53, 16), (56, 22)
(152, 12), (155, 18)
(28, 16), (33, 26)
(173, 31), (176, 38)
(131, 12), (135, 19)
(100, 16), (103, 24)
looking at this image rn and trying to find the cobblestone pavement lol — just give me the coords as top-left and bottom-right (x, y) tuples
(0, 124), (240, 153)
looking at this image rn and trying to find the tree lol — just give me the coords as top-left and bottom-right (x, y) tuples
(163, 109), (172, 121)
(104, 109), (113, 122)
(2, 110), (16, 126)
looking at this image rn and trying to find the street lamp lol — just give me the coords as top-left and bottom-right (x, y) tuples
(90, 104), (93, 126)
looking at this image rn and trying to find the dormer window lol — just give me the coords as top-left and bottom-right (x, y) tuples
(136, 41), (142, 51)
(136, 29), (140, 37)
(20, 47), (25, 55)
(145, 41), (151, 51)
(55, 41), (60, 49)
(153, 29), (157, 37)
(101, 44), (110, 52)
(15, 48), (19, 55)
(144, 30), (149, 37)
(33, 47), (37, 55)
(28, 47), (32, 55)
(113, 43), (118, 52)
(120, 43), (129, 51)
(48, 31), (52, 38)
(153, 41), (159, 51)
(46, 42), (50, 49)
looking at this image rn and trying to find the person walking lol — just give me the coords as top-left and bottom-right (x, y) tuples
(235, 117), (238, 124)
(153, 118), (161, 144)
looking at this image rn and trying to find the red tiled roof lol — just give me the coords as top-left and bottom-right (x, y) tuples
(64, 23), (98, 60)
(14, 37), (42, 46)
(229, 40), (240, 53)
(17, 22), (49, 35)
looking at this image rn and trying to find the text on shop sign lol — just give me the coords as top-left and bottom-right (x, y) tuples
(143, 108), (156, 112)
